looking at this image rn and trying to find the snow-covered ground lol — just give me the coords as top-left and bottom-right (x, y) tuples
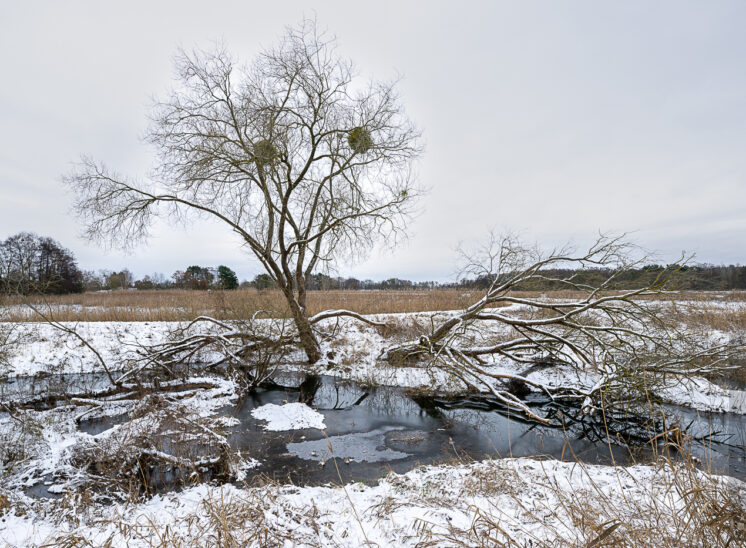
(1, 304), (745, 546)
(2, 457), (743, 547)
(0, 321), (180, 377)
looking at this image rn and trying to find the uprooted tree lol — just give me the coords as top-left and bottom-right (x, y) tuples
(64, 20), (421, 364)
(385, 233), (743, 426)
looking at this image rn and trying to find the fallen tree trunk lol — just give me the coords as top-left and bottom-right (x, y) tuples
(384, 233), (744, 425)
(2, 380), (223, 411)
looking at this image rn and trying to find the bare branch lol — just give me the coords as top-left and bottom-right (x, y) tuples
(308, 309), (385, 327)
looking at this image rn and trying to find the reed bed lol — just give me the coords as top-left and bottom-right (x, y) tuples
(2, 288), (745, 322)
(1, 289), (479, 322)
(670, 302), (746, 332)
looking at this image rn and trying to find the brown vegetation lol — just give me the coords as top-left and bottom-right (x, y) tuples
(1, 289), (482, 322)
(3, 288), (746, 323)
(666, 300), (746, 332)
(40, 449), (745, 547)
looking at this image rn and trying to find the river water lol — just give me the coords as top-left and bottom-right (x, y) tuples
(4, 370), (744, 495)
(219, 373), (746, 485)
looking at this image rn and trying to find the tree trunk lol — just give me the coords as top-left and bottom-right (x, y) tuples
(288, 299), (321, 363)
(298, 374), (321, 403)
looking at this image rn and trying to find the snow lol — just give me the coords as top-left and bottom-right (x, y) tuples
(2, 307), (745, 416)
(0, 321), (179, 377)
(0, 373), (240, 496)
(659, 375), (746, 414)
(1, 300), (745, 545)
(251, 402), (327, 431)
(2, 457), (743, 546)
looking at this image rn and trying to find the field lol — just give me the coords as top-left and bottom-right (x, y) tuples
(4, 287), (746, 323)
(2, 288), (478, 322)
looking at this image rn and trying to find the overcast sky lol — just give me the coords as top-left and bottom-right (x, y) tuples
(1, 1), (744, 282)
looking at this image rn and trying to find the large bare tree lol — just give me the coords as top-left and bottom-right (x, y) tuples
(65, 21), (422, 363)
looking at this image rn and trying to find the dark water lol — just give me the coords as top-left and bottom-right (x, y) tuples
(6, 370), (744, 496)
(212, 374), (746, 485)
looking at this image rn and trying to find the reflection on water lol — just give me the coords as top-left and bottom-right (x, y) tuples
(221, 374), (746, 485)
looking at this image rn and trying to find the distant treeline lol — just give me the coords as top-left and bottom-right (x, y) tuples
(92, 266), (746, 293)
(4, 232), (746, 295)
(85, 266), (746, 294)
(298, 265), (746, 291)
(455, 264), (746, 291)
(82, 265), (240, 292)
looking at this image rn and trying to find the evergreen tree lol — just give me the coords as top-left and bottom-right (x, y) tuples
(217, 265), (239, 290)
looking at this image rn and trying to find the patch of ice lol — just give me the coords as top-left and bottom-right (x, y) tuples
(287, 426), (411, 463)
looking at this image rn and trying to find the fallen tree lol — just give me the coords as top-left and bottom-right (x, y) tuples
(384, 233), (743, 424)
(107, 310), (386, 402)
(6, 232), (741, 434)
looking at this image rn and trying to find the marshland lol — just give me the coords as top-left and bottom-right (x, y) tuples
(2, 3), (746, 547)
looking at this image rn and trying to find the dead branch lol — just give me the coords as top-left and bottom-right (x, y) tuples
(2, 380), (222, 411)
(124, 314), (296, 390)
(308, 309), (386, 327)
(384, 233), (745, 424)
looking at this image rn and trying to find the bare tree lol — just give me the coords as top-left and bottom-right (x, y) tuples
(0, 233), (84, 295)
(385, 233), (742, 424)
(64, 20), (421, 363)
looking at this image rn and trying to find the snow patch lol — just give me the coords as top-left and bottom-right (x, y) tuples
(3, 458), (743, 547)
(250, 402), (326, 431)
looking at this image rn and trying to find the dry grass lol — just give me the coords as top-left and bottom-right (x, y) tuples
(1, 289), (484, 322)
(5, 288), (745, 323)
(44, 453), (743, 547)
(406, 451), (746, 547)
(0, 295), (16, 371)
(544, 455), (746, 547)
(668, 301), (746, 332)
